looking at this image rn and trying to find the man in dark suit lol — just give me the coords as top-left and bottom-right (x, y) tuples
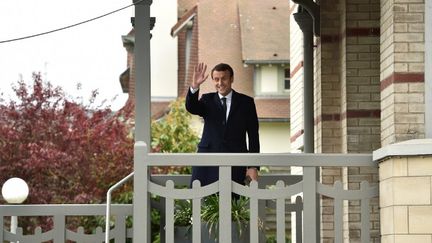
(185, 62), (260, 187)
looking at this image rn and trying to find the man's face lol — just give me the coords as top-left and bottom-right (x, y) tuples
(212, 70), (233, 96)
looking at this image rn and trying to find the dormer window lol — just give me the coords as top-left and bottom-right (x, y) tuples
(253, 64), (290, 97)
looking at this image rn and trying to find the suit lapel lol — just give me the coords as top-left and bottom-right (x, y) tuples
(213, 90), (239, 125)
(213, 92), (225, 123)
(213, 92), (223, 111)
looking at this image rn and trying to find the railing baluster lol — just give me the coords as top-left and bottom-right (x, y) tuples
(76, 226), (85, 243)
(334, 181), (343, 243)
(295, 196), (303, 243)
(16, 227), (23, 242)
(258, 193), (267, 242)
(361, 181), (371, 243)
(219, 166), (232, 243)
(53, 215), (65, 243)
(249, 181), (259, 243)
(159, 197), (166, 243)
(192, 180), (201, 243)
(303, 166), (318, 243)
(114, 214), (127, 243)
(165, 180), (175, 243)
(276, 181), (286, 243)
(0, 215), (3, 241)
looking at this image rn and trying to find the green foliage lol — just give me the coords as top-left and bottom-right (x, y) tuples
(0, 74), (134, 205)
(150, 98), (199, 174)
(201, 195), (251, 237)
(151, 98), (199, 153)
(265, 234), (291, 243)
(174, 199), (193, 226)
(0, 74), (134, 233)
(116, 98), (199, 241)
(0, 75), (200, 236)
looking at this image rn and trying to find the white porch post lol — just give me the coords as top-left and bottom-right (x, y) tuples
(133, 0), (152, 242)
(133, 0), (152, 144)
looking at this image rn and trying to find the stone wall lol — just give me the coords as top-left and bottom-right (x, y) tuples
(375, 139), (432, 243)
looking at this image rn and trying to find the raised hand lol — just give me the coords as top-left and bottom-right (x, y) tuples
(191, 62), (209, 89)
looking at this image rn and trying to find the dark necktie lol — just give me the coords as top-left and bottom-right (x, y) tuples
(221, 97), (227, 122)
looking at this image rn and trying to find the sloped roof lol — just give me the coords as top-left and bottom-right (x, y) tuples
(238, 0), (290, 64)
(171, 6), (197, 37)
(151, 101), (171, 119)
(119, 68), (130, 93)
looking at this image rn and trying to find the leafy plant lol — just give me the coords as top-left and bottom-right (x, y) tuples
(0, 74), (134, 233)
(265, 234), (291, 243)
(151, 98), (199, 153)
(150, 98), (199, 175)
(201, 195), (251, 238)
(0, 73), (134, 206)
(174, 199), (193, 226)
(0, 74), (199, 236)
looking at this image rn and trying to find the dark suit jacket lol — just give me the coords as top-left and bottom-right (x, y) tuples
(185, 89), (260, 186)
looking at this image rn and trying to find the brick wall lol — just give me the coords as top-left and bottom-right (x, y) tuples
(290, 3), (305, 151)
(126, 43), (136, 101)
(319, 0), (345, 241)
(376, 140), (432, 243)
(177, 27), (187, 96)
(178, 0), (199, 97)
(288, 0), (382, 240)
(342, 0), (381, 241)
(380, 0), (425, 146)
(343, 0), (381, 154)
(176, 17), (198, 97)
(315, 0), (343, 155)
(178, 0), (196, 15)
(197, 0), (254, 96)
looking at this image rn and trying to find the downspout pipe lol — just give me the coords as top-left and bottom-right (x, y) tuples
(293, 3), (320, 243)
(294, 9), (319, 243)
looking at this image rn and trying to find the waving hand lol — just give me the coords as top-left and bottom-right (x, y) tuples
(191, 62), (209, 89)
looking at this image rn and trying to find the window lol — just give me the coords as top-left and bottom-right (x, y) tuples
(253, 64), (290, 97)
(284, 68), (290, 90)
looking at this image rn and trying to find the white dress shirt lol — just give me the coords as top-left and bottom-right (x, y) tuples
(218, 91), (232, 121)
(190, 87), (232, 121)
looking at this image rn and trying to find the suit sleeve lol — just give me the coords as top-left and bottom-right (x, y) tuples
(185, 88), (206, 117)
(247, 98), (260, 153)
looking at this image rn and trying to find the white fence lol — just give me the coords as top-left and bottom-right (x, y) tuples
(0, 141), (378, 243)
(133, 142), (379, 243)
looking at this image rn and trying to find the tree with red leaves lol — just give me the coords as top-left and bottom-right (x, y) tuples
(0, 73), (134, 204)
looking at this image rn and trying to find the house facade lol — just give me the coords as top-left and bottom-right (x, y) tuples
(290, 0), (430, 241)
(120, 0), (178, 119)
(1, 0), (431, 242)
(121, 0), (292, 152)
(174, 0), (292, 153)
(118, 0), (431, 242)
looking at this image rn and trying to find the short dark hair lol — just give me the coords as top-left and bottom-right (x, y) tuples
(211, 63), (234, 79)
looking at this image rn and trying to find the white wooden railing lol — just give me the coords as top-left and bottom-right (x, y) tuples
(0, 141), (378, 243)
(133, 141), (379, 243)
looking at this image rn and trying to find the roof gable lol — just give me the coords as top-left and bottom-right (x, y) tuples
(238, 0), (290, 63)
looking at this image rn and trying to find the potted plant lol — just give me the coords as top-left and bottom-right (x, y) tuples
(174, 199), (193, 243)
(173, 195), (259, 243)
(201, 195), (251, 243)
